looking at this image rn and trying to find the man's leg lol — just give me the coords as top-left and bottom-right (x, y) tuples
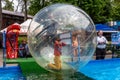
(101, 49), (106, 59)
(96, 48), (101, 60)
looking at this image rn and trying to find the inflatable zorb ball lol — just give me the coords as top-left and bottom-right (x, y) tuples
(28, 4), (96, 73)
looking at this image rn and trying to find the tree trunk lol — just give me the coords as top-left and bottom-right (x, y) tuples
(24, 0), (27, 21)
(0, 0), (2, 30)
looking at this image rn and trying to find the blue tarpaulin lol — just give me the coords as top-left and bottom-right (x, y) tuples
(96, 24), (117, 32)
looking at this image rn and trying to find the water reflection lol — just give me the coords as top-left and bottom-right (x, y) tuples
(26, 71), (92, 80)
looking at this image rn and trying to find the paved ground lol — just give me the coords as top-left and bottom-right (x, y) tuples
(0, 49), (2, 67)
(92, 54), (112, 60)
(0, 49), (18, 67)
(0, 48), (113, 67)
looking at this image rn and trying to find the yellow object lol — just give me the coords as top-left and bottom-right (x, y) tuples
(48, 56), (61, 70)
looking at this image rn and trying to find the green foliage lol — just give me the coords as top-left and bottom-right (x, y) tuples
(78, 0), (113, 23)
(112, 0), (120, 21)
(28, 0), (81, 16)
(28, 0), (120, 23)
(28, 0), (51, 15)
(3, 0), (14, 11)
(28, 0), (41, 15)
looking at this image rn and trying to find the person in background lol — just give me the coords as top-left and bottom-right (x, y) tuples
(19, 40), (28, 58)
(25, 42), (31, 57)
(96, 30), (108, 60)
(47, 36), (66, 70)
(72, 34), (78, 60)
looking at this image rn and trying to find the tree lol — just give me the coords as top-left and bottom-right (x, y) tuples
(28, 0), (116, 23)
(78, 0), (113, 24)
(111, 0), (120, 21)
(0, 0), (2, 30)
(23, 0), (27, 21)
(28, 0), (80, 15)
(15, 0), (30, 21)
(28, 0), (51, 15)
(2, 0), (14, 11)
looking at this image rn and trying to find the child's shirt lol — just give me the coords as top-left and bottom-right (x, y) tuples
(54, 41), (66, 56)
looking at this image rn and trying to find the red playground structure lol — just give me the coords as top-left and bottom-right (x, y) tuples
(6, 23), (20, 59)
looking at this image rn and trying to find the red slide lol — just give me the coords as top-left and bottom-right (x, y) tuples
(6, 23), (20, 59)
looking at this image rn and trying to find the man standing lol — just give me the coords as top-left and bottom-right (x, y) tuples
(96, 30), (108, 60)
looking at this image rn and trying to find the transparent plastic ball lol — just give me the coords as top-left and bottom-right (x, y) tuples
(28, 4), (96, 73)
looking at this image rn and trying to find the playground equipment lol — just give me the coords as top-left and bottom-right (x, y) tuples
(6, 23), (20, 59)
(2, 31), (6, 67)
(28, 4), (96, 73)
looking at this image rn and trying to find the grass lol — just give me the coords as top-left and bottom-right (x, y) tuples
(6, 58), (48, 75)
(6, 58), (93, 80)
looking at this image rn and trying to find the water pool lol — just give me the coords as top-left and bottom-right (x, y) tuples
(80, 58), (120, 80)
(0, 66), (25, 80)
(3, 58), (120, 80)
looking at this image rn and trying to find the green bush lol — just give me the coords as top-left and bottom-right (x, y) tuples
(106, 44), (112, 51)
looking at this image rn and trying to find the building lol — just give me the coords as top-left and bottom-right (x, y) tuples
(0, 10), (33, 48)
(2, 10), (33, 29)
